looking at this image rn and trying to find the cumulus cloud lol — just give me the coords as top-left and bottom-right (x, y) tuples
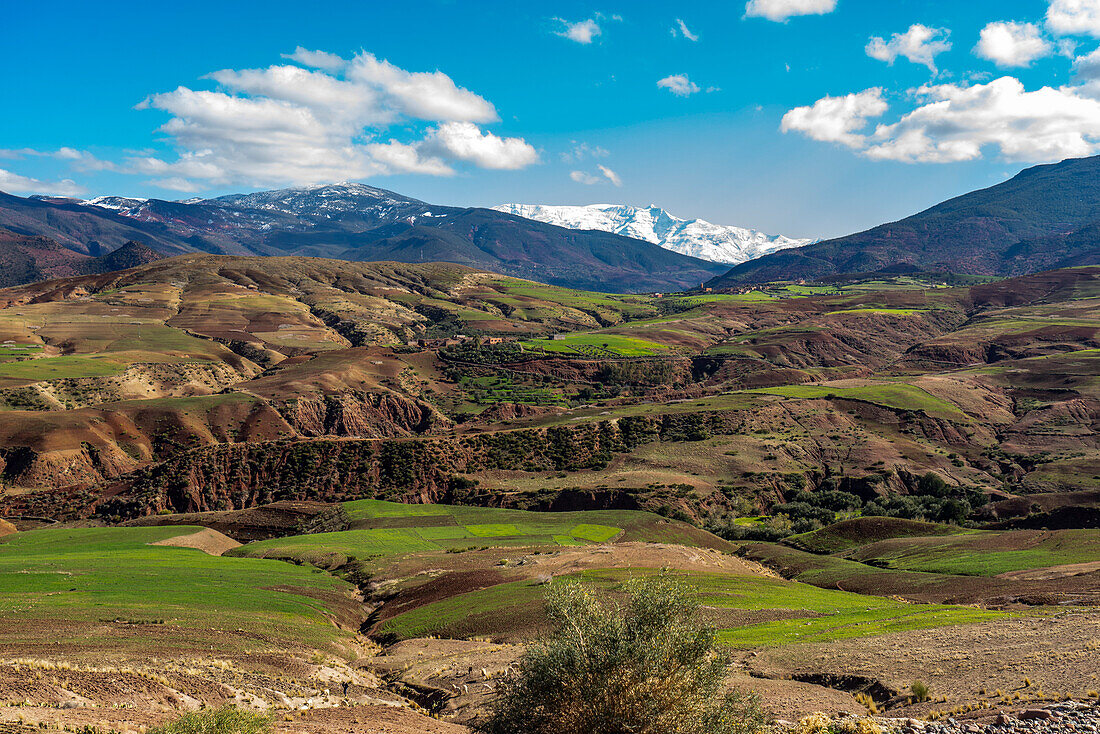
(783, 76), (1100, 164)
(421, 122), (538, 170)
(975, 21), (1052, 67)
(119, 50), (535, 189)
(0, 168), (84, 196)
(1073, 45), (1100, 77)
(570, 170), (601, 184)
(866, 24), (952, 73)
(780, 88), (888, 148)
(657, 74), (701, 96)
(554, 18), (601, 44)
(744, 0), (837, 22)
(1047, 0), (1100, 38)
(673, 19), (699, 41)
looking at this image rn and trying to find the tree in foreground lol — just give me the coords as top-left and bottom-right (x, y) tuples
(148, 706), (272, 734)
(479, 573), (765, 734)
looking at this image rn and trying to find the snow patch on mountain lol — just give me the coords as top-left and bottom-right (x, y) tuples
(493, 203), (814, 265)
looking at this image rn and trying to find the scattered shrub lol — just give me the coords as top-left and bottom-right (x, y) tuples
(147, 706), (272, 734)
(479, 574), (764, 734)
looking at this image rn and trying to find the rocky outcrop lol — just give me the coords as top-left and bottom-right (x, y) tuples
(275, 391), (448, 437)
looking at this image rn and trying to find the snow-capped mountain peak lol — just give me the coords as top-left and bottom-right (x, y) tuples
(206, 182), (425, 218)
(493, 203), (814, 265)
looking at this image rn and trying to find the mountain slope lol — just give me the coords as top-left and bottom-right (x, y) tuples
(0, 185), (724, 292)
(493, 203), (812, 265)
(0, 230), (168, 287)
(710, 155), (1100, 286)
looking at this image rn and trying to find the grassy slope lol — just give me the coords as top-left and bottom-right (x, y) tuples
(786, 517), (976, 554)
(230, 501), (729, 564)
(748, 384), (970, 422)
(0, 526), (357, 653)
(846, 529), (1100, 576)
(374, 568), (1011, 646)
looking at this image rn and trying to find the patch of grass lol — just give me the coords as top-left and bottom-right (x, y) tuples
(848, 529), (1100, 576)
(747, 383), (969, 422)
(236, 503), (725, 563)
(374, 568), (1013, 646)
(826, 308), (928, 316)
(0, 527), (357, 654)
(0, 356), (125, 381)
(521, 333), (669, 357)
(786, 517), (975, 554)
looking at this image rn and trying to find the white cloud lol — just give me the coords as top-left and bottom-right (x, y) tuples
(569, 166), (621, 186)
(657, 74), (701, 96)
(346, 53), (498, 123)
(597, 164), (622, 186)
(673, 19), (699, 41)
(784, 76), (1100, 164)
(1047, 0), (1100, 38)
(281, 47), (348, 72)
(561, 142), (609, 163)
(554, 18), (601, 44)
(975, 21), (1052, 67)
(744, 0), (837, 22)
(0, 168), (84, 196)
(117, 50), (533, 189)
(422, 122), (538, 170)
(1073, 45), (1100, 77)
(866, 24), (951, 73)
(780, 88), (888, 148)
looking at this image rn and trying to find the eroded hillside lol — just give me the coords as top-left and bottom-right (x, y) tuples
(0, 258), (1097, 534)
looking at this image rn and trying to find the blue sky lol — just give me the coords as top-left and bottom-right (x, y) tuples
(5, 0), (1100, 238)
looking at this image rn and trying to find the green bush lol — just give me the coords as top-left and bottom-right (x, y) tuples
(911, 680), (930, 703)
(148, 706), (272, 734)
(479, 574), (764, 734)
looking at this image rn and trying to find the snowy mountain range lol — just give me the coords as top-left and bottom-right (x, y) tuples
(492, 203), (814, 265)
(0, 183), (728, 292)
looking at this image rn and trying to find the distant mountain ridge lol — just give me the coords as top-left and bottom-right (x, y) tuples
(493, 203), (813, 265)
(709, 155), (1100, 286)
(0, 184), (726, 292)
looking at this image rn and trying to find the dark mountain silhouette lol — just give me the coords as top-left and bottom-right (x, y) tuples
(710, 155), (1100, 286)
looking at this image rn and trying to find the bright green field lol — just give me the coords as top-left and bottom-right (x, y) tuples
(747, 383), (969, 422)
(233, 501), (726, 565)
(521, 333), (669, 357)
(847, 529), (1100, 577)
(0, 526), (357, 653)
(0, 356), (125, 381)
(826, 308), (928, 316)
(374, 568), (1012, 646)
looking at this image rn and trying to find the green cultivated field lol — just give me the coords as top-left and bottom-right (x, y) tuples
(786, 517), (976, 554)
(230, 501), (727, 565)
(521, 333), (669, 357)
(847, 529), (1100, 576)
(0, 355), (125, 381)
(747, 383), (969, 422)
(0, 526), (357, 653)
(375, 568), (1012, 645)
